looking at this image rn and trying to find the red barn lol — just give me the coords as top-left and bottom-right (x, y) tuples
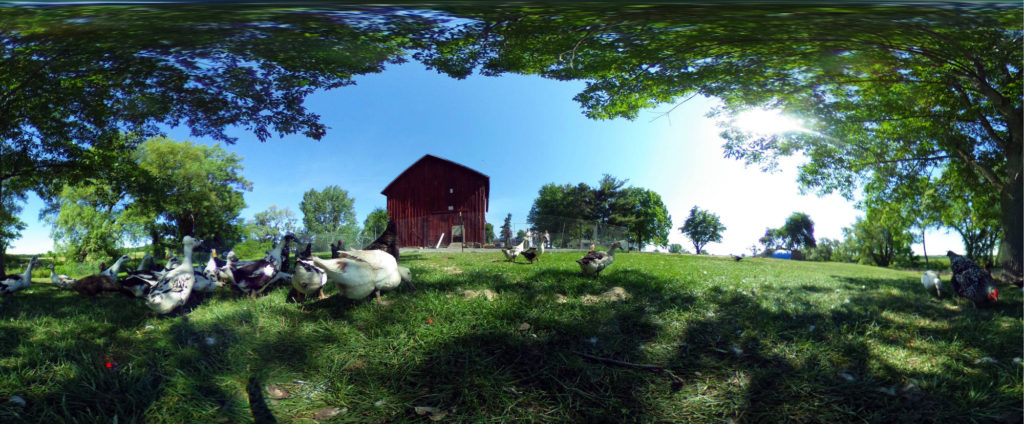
(382, 155), (489, 248)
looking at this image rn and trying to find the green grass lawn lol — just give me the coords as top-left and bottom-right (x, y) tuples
(0, 252), (1020, 423)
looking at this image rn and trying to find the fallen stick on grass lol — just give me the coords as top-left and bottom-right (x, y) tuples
(571, 351), (686, 389)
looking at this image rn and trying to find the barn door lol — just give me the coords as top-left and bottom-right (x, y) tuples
(451, 225), (464, 243)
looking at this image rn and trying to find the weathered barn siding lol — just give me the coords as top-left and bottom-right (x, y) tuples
(382, 155), (489, 247)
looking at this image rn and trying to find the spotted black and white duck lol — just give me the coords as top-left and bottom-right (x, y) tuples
(146, 236), (201, 314)
(577, 241), (622, 278)
(230, 235), (295, 298)
(289, 243), (328, 302)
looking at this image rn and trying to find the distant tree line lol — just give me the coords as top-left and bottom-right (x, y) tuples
(40, 136), (387, 262)
(527, 175), (671, 250)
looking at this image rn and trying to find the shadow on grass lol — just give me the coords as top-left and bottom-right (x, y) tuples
(3, 261), (1020, 423)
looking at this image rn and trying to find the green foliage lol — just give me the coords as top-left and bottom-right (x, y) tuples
(300, 185), (359, 237)
(230, 239), (274, 261)
(132, 137), (250, 252)
(758, 227), (784, 252)
(45, 184), (143, 262)
(245, 205), (299, 243)
(845, 214), (915, 268)
(361, 207), (390, 245)
(928, 163), (1003, 264)
(500, 213), (513, 244)
(38, 136), (248, 258)
(610, 187), (672, 249)
(668, 244), (683, 254)
(0, 5), (411, 270)
(782, 212), (816, 250)
(484, 223), (495, 244)
(758, 212), (817, 257)
(423, 3), (1022, 279)
(679, 206), (726, 254)
(0, 189), (27, 275)
(528, 176), (668, 248)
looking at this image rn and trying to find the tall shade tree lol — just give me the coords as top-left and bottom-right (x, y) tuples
(245, 206), (299, 243)
(132, 137), (250, 253)
(680, 206), (726, 254)
(610, 187), (672, 249)
(300, 185), (360, 243)
(781, 212), (817, 251)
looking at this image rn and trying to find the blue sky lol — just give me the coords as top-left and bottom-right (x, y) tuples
(9, 61), (965, 255)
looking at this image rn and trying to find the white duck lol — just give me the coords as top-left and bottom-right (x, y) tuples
(145, 236), (200, 314)
(922, 270), (942, 297)
(576, 241), (622, 277)
(48, 262), (76, 289)
(1, 257), (40, 295)
(289, 243), (328, 302)
(310, 249), (412, 303)
(502, 239), (526, 262)
(101, 254), (132, 280)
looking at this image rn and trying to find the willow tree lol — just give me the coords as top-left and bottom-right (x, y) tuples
(419, 4), (1022, 283)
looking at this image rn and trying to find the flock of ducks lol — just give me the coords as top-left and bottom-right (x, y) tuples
(503, 237), (623, 277)
(1, 221), (627, 315)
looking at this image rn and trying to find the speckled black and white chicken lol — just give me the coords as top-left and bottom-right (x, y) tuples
(946, 251), (998, 308)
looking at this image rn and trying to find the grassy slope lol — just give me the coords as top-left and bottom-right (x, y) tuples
(0, 252), (1020, 423)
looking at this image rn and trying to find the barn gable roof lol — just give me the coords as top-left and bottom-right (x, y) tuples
(381, 154), (490, 199)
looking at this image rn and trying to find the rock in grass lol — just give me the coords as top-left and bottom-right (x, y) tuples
(414, 406), (448, 421)
(8, 395), (26, 407)
(462, 289), (496, 301)
(313, 407), (346, 420)
(264, 384), (291, 399)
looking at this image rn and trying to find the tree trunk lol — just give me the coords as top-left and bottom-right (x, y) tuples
(0, 243), (6, 276)
(999, 165), (1023, 286)
(921, 226), (929, 270)
(150, 227), (164, 259)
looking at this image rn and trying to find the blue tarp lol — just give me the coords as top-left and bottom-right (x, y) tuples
(771, 251), (792, 259)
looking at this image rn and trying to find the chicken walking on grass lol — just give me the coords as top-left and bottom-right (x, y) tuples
(946, 251), (998, 308)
